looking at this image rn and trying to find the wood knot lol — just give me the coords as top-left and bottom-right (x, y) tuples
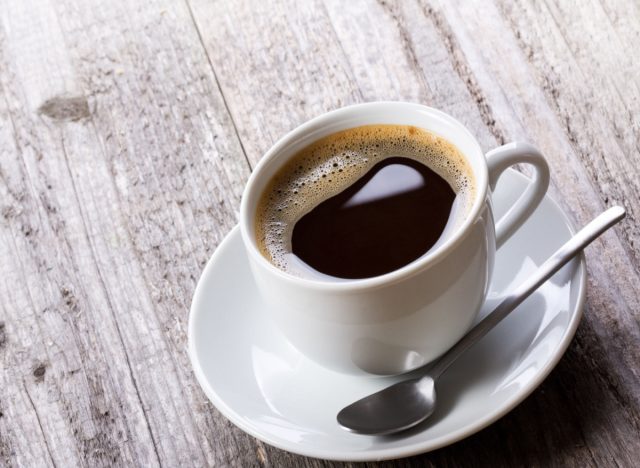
(0, 322), (5, 349)
(38, 95), (90, 122)
(60, 286), (80, 313)
(33, 363), (47, 380)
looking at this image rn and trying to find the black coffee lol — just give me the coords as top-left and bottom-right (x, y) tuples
(291, 157), (455, 278)
(255, 124), (474, 280)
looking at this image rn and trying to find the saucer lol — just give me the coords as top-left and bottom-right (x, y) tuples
(188, 168), (585, 461)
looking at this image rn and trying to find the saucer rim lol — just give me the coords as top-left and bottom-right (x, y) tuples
(188, 169), (586, 461)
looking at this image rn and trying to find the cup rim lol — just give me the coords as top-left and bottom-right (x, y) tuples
(239, 101), (488, 291)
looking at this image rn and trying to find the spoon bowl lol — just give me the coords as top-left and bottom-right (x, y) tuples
(337, 377), (436, 435)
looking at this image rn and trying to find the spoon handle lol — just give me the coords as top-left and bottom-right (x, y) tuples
(428, 206), (625, 379)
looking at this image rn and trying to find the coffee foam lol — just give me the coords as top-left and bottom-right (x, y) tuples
(255, 124), (476, 275)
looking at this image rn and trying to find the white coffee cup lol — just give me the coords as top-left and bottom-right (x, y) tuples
(240, 102), (549, 375)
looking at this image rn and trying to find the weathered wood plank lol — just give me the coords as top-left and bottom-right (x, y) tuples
(0, 0), (255, 466)
(187, 0), (363, 167)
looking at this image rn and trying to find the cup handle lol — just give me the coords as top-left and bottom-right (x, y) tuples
(486, 141), (550, 248)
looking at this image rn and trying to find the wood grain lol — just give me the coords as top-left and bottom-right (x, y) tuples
(1, 0), (252, 466)
(1, 0), (638, 466)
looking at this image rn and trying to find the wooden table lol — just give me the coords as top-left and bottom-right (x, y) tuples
(1, 0), (638, 466)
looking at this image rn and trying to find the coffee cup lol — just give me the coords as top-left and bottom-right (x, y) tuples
(239, 102), (549, 375)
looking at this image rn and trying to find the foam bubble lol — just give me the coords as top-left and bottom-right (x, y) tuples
(255, 124), (476, 277)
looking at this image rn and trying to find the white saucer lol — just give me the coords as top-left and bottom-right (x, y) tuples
(188, 169), (585, 462)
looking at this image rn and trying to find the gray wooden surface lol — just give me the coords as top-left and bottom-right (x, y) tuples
(1, 0), (638, 466)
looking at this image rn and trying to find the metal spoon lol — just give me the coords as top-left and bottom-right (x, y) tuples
(337, 206), (625, 436)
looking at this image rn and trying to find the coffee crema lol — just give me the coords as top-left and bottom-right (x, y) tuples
(255, 124), (475, 280)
